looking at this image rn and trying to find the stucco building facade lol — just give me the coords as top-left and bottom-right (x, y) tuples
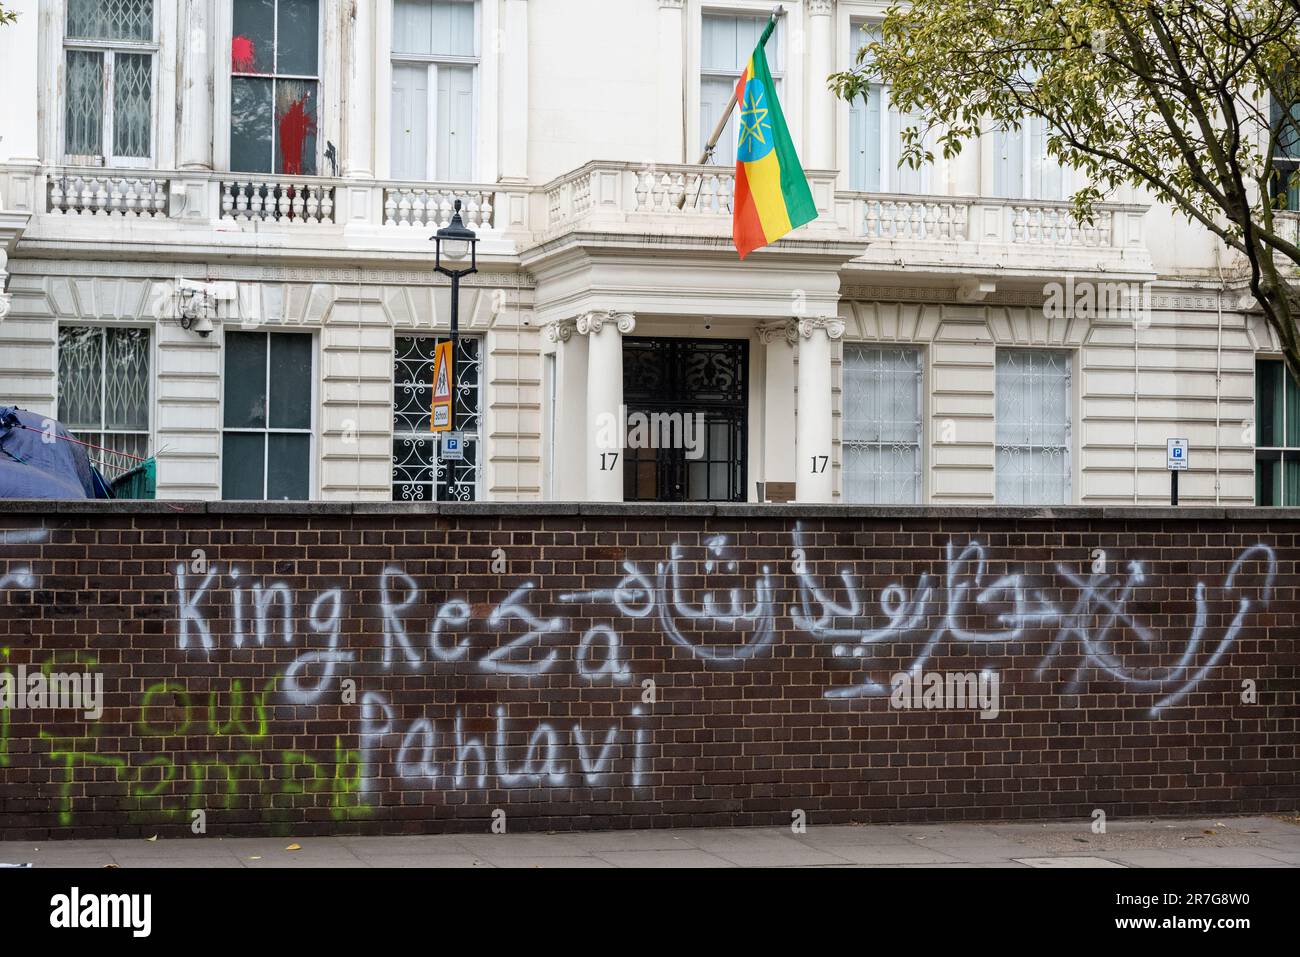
(0, 0), (1294, 505)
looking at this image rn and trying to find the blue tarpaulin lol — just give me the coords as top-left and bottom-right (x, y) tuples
(0, 406), (112, 499)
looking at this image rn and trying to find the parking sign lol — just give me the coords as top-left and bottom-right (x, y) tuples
(441, 433), (464, 461)
(1166, 438), (1189, 471)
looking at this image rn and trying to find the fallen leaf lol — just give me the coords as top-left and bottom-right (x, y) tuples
(1204, 829), (1216, 835)
(285, 843), (302, 851)
(248, 856), (262, 861)
(146, 835), (158, 843)
(103, 864), (119, 869)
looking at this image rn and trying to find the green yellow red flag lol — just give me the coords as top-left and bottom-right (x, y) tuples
(732, 19), (817, 258)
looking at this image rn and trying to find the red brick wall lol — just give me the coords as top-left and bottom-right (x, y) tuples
(0, 502), (1296, 838)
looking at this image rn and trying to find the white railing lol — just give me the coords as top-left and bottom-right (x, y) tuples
(1277, 210), (1300, 247)
(543, 160), (823, 236)
(382, 185), (495, 229)
(1006, 201), (1112, 247)
(847, 191), (1143, 250)
(219, 178), (336, 224)
(46, 170), (169, 218)
(634, 167), (734, 214)
(861, 197), (970, 240)
(5, 160), (1153, 266)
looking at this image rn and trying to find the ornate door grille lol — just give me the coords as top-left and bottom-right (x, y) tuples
(623, 336), (748, 502)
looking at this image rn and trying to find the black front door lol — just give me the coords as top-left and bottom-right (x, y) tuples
(622, 336), (748, 502)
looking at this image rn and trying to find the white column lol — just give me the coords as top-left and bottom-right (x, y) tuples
(759, 320), (798, 490)
(343, 0), (376, 177)
(499, 0), (530, 181)
(806, 0), (835, 171)
(0, 0), (39, 165)
(0, 249), (10, 319)
(795, 316), (843, 502)
(178, 0), (214, 170)
(545, 318), (587, 500)
(656, 0), (685, 163)
(577, 310), (635, 502)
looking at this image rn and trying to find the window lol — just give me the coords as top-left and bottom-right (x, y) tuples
(57, 326), (151, 476)
(230, 0), (320, 175)
(847, 23), (928, 193)
(1270, 92), (1299, 212)
(996, 349), (1071, 504)
(390, 0), (479, 182)
(700, 13), (782, 168)
(842, 345), (922, 503)
(1255, 359), (1300, 505)
(63, 0), (157, 166)
(222, 332), (313, 500)
(993, 116), (1071, 200)
(392, 336), (481, 501)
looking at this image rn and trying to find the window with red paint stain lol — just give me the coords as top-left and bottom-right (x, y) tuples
(230, 0), (320, 175)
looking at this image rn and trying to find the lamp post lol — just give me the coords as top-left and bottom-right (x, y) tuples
(430, 199), (479, 428)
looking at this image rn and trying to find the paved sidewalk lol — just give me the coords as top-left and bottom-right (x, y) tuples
(2, 815), (1297, 868)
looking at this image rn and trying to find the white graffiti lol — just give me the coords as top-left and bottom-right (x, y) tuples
(2, 522), (1269, 803)
(788, 527), (1277, 715)
(0, 528), (46, 594)
(164, 526), (1279, 728)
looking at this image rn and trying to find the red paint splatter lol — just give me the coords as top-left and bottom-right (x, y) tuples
(277, 95), (317, 176)
(231, 35), (256, 72)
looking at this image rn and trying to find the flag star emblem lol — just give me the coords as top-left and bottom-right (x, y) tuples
(736, 79), (774, 161)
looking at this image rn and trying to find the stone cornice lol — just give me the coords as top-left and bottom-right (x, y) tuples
(0, 500), (1280, 520)
(6, 257), (538, 289)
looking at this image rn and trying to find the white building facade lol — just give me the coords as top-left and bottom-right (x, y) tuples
(0, 0), (1295, 505)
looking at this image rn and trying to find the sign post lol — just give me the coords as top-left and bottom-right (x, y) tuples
(1166, 438), (1189, 505)
(429, 340), (453, 433)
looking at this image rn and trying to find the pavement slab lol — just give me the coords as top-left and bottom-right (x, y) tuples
(1, 815), (1295, 869)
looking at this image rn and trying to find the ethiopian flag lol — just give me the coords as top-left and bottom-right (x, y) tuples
(732, 20), (817, 259)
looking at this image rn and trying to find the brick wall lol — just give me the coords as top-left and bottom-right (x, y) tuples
(0, 502), (1296, 839)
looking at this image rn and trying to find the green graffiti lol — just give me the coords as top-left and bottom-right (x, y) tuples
(330, 736), (373, 821)
(137, 681), (193, 737)
(282, 751), (325, 796)
(30, 670), (376, 829)
(7, 652), (103, 770)
(206, 678), (271, 741)
(45, 738), (128, 827)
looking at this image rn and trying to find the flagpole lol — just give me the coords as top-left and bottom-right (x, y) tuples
(676, 4), (785, 210)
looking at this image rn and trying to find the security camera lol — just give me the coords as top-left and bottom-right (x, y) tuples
(192, 314), (214, 337)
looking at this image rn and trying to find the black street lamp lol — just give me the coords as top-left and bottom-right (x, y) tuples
(430, 199), (479, 410)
